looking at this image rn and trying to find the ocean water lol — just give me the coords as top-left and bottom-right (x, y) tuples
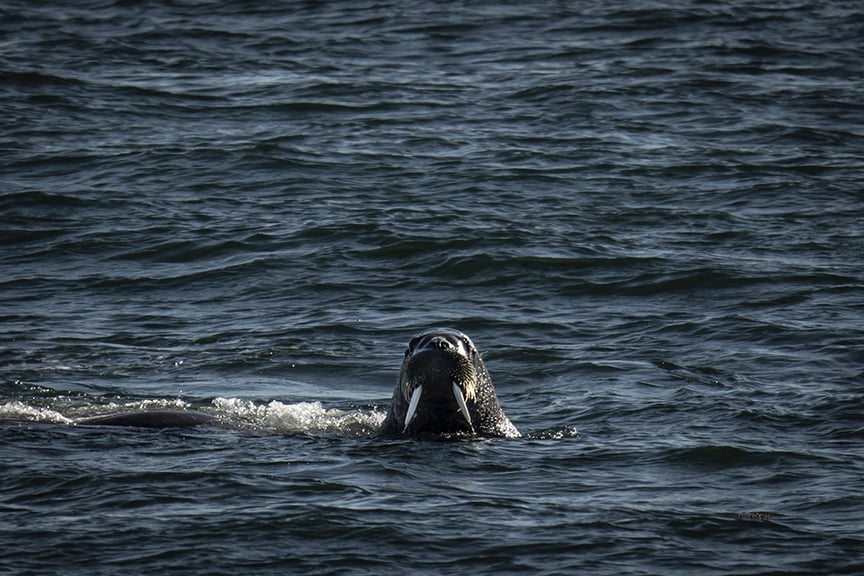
(2, 1), (863, 574)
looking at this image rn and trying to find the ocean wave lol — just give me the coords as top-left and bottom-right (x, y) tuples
(0, 389), (385, 438)
(211, 397), (384, 436)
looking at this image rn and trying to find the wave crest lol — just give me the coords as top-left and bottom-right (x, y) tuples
(213, 397), (385, 436)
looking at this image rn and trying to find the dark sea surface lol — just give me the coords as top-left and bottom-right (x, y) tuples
(2, 1), (863, 574)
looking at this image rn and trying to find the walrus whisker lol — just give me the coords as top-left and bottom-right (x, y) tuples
(452, 381), (472, 426)
(402, 385), (423, 432)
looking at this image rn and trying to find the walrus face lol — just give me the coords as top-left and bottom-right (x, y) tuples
(397, 328), (481, 435)
(380, 328), (520, 438)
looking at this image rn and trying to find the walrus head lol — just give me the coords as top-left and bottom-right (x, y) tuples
(379, 329), (520, 438)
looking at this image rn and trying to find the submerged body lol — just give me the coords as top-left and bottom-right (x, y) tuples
(79, 410), (216, 428)
(379, 328), (520, 438)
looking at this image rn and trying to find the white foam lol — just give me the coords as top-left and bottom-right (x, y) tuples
(0, 401), (75, 425)
(213, 397), (385, 436)
(96, 398), (191, 413)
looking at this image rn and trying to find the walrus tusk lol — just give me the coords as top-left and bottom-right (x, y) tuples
(402, 385), (423, 432)
(452, 381), (472, 426)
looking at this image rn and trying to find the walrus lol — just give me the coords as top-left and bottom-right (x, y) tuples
(77, 329), (520, 438)
(378, 328), (520, 438)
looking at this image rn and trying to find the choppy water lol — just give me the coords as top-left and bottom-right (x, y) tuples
(2, 1), (863, 574)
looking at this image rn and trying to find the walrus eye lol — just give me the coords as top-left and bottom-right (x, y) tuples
(405, 336), (421, 357)
(461, 336), (474, 355)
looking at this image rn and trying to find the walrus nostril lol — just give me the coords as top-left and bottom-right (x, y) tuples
(425, 336), (453, 350)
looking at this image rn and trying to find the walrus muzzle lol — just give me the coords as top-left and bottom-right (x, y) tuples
(401, 345), (478, 433)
